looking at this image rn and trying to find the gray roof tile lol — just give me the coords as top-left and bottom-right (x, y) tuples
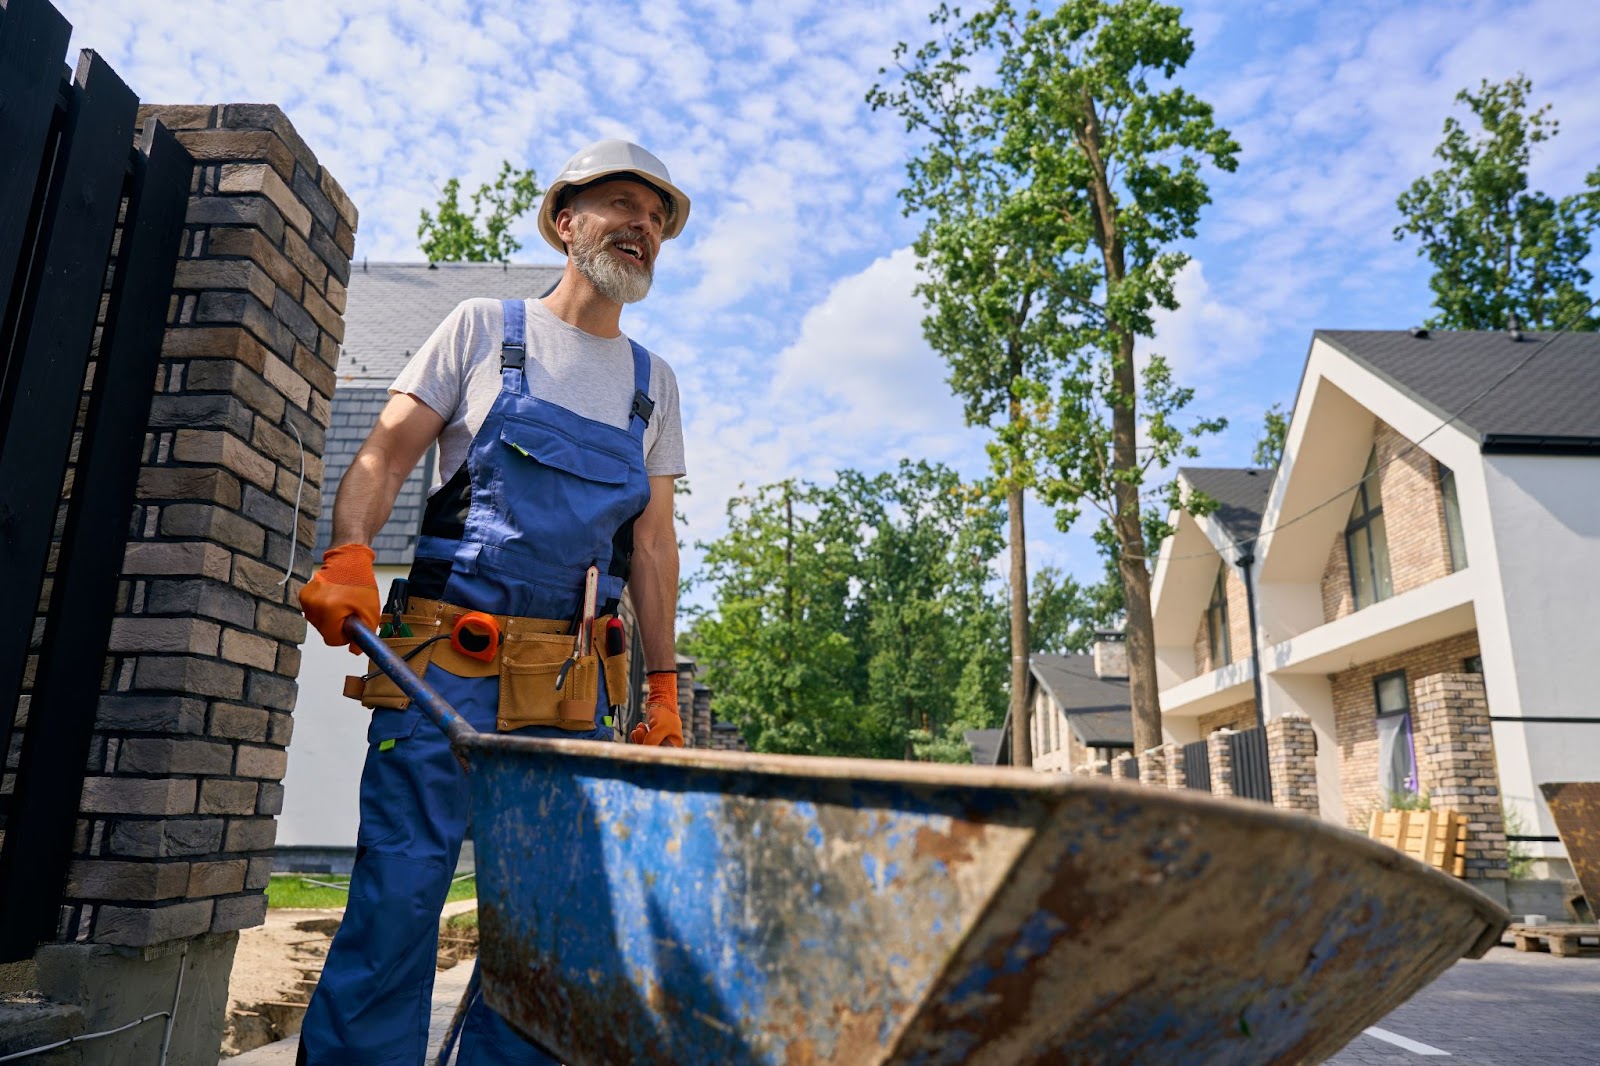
(1316, 329), (1600, 448)
(1028, 653), (1133, 748)
(1179, 466), (1275, 546)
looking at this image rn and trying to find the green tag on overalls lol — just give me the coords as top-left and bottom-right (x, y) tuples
(378, 739), (396, 752)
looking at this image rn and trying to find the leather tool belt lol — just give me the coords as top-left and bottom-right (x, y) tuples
(343, 596), (628, 732)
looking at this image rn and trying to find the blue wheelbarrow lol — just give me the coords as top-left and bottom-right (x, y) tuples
(348, 621), (1507, 1065)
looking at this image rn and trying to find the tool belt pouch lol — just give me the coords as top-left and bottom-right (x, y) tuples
(498, 634), (598, 732)
(348, 618), (443, 709)
(596, 617), (629, 710)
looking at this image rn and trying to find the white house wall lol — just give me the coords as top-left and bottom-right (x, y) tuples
(1480, 454), (1600, 852)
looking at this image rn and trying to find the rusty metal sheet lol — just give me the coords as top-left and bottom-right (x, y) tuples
(1541, 781), (1600, 918)
(460, 738), (1506, 1065)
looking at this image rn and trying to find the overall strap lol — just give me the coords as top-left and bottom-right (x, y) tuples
(501, 299), (526, 370)
(627, 339), (653, 439)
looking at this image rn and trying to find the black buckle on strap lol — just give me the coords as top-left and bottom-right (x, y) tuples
(501, 343), (526, 370)
(630, 389), (655, 425)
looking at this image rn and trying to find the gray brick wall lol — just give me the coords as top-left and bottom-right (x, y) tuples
(56, 103), (353, 949)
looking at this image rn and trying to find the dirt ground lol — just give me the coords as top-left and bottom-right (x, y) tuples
(221, 902), (479, 1057)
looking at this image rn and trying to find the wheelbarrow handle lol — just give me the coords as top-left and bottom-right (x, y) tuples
(343, 617), (478, 747)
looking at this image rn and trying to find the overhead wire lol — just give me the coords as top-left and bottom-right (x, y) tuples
(1131, 297), (1600, 565)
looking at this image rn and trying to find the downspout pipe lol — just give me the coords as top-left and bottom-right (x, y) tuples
(1237, 550), (1266, 729)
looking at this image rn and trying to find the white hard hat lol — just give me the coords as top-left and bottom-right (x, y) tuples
(538, 139), (691, 254)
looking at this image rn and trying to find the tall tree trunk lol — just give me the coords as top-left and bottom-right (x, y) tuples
(1111, 327), (1161, 754)
(1081, 90), (1161, 753)
(1007, 477), (1032, 768)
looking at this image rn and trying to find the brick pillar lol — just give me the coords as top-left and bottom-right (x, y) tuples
(1207, 729), (1236, 798)
(1412, 673), (1508, 882)
(676, 660), (696, 747)
(693, 684), (712, 747)
(1265, 713), (1320, 815)
(1111, 753), (1139, 781)
(23, 104), (352, 1066)
(1138, 745), (1166, 788)
(1162, 742), (1188, 790)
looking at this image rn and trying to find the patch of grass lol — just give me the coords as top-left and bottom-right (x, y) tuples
(267, 873), (477, 909)
(444, 909), (478, 932)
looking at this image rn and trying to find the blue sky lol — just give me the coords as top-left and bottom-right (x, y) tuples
(62, 0), (1600, 594)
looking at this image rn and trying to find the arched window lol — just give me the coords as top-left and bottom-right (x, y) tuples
(1346, 448), (1394, 610)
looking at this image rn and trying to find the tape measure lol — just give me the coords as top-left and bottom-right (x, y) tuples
(451, 611), (502, 662)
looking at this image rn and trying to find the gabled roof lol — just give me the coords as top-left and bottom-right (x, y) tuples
(317, 262), (563, 563)
(338, 261), (563, 388)
(1317, 329), (1600, 452)
(964, 728), (1004, 767)
(1180, 467), (1275, 546)
(1028, 653), (1133, 748)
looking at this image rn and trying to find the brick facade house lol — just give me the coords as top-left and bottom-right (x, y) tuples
(1151, 329), (1600, 884)
(979, 638), (1134, 770)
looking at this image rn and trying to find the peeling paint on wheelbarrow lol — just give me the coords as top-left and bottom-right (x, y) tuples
(458, 735), (1508, 1066)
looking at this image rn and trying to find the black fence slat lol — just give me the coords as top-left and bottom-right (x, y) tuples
(1183, 739), (1210, 792)
(1229, 726), (1273, 804)
(0, 50), (137, 766)
(0, 0), (72, 324)
(0, 120), (191, 961)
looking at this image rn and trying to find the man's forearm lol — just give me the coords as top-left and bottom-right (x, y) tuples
(330, 447), (407, 546)
(629, 535), (679, 673)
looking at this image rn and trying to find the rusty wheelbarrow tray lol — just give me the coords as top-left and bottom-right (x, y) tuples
(350, 623), (1507, 1065)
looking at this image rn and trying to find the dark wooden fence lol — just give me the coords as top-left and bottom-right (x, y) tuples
(0, 0), (193, 960)
(1228, 725), (1274, 803)
(1182, 739), (1210, 792)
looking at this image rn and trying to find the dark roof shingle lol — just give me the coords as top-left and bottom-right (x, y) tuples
(1317, 329), (1600, 448)
(1028, 653), (1133, 748)
(1179, 466), (1275, 545)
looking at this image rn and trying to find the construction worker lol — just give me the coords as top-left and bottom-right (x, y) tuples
(295, 139), (689, 1065)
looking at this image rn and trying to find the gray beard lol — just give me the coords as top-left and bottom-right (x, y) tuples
(571, 220), (653, 304)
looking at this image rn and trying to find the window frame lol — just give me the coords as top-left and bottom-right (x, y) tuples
(1346, 448), (1394, 610)
(1206, 563), (1232, 669)
(1439, 461), (1468, 572)
(1373, 669), (1411, 718)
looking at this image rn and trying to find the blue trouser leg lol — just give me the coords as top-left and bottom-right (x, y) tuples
(301, 663), (610, 1066)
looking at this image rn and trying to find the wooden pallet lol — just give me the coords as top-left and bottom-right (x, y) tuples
(1368, 808), (1468, 876)
(1510, 922), (1600, 958)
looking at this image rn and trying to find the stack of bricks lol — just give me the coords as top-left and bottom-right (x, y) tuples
(1137, 745), (1166, 788)
(1111, 753), (1139, 781)
(61, 104), (351, 947)
(1071, 761), (1112, 777)
(675, 660), (696, 747)
(709, 722), (748, 752)
(1265, 713), (1319, 815)
(692, 683), (712, 747)
(1412, 672), (1508, 881)
(1206, 729), (1236, 798)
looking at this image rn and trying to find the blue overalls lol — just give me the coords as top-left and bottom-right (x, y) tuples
(300, 300), (654, 1065)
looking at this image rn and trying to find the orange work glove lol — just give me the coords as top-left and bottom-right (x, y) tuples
(630, 671), (684, 747)
(298, 543), (380, 653)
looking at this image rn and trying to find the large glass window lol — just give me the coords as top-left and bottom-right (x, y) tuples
(1439, 462), (1468, 572)
(1346, 448), (1394, 610)
(1206, 564), (1231, 668)
(1374, 670), (1418, 799)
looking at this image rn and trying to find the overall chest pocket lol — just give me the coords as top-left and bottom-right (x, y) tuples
(499, 419), (632, 486)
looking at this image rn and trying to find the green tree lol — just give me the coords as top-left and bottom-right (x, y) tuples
(418, 161), (542, 263)
(686, 462), (1010, 761)
(1395, 75), (1600, 331)
(875, 0), (1236, 757)
(1253, 403), (1288, 468)
(1029, 564), (1122, 655)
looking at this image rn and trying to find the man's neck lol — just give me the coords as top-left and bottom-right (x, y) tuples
(540, 262), (624, 338)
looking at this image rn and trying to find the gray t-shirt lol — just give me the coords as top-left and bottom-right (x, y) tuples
(391, 298), (686, 493)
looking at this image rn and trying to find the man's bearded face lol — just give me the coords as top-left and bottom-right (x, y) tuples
(570, 213), (654, 305)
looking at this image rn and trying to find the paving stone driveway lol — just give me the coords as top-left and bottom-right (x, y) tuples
(1326, 945), (1600, 1064)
